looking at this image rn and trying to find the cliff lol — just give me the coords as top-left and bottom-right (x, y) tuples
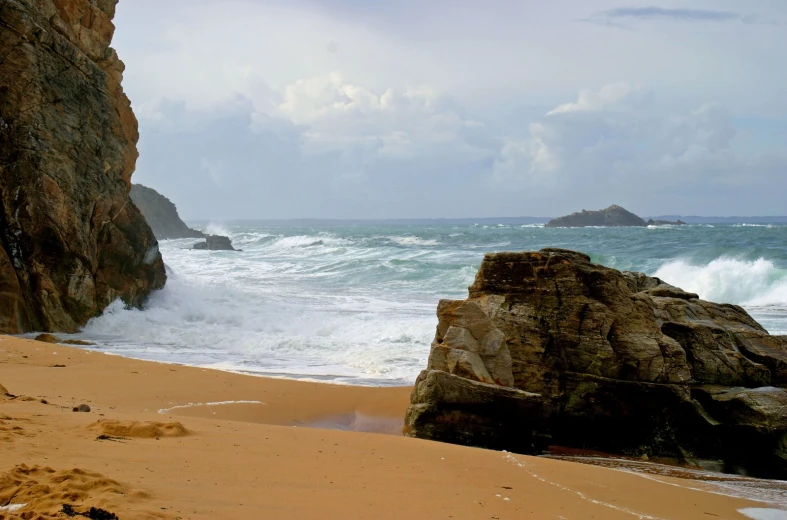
(546, 205), (647, 227)
(405, 249), (787, 478)
(130, 184), (205, 240)
(0, 0), (166, 333)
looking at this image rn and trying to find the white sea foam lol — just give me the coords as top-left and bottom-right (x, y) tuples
(0, 504), (26, 513)
(63, 223), (787, 385)
(655, 258), (787, 307)
(387, 236), (440, 247)
(739, 509), (787, 520)
(205, 222), (231, 236)
(158, 400), (264, 414)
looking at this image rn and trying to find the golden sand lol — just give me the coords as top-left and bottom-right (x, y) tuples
(0, 336), (771, 519)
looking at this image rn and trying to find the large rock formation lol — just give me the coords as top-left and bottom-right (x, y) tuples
(546, 205), (647, 227)
(0, 0), (166, 333)
(130, 184), (205, 240)
(405, 249), (787, 478)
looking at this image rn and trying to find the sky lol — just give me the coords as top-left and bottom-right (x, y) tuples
(113, 0), (787, 219)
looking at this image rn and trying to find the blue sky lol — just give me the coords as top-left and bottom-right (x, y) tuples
(114, 0), (787, 219)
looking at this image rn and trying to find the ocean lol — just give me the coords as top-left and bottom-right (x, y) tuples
(61, 220), (787, 386)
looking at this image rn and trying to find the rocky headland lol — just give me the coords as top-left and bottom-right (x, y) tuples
(546, 205), (647, 227)
(130, 184), (238, 250)
(130, 184), (206, 240)
(0, 0), (166, 334)
(405, 248), (787, 478)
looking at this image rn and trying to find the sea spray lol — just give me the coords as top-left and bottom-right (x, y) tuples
(72, 222), (787, 384)
(654, 258), (787, 307)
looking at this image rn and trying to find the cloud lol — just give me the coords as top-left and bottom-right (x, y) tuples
(596, 7), (742, 22)
(115, 1), (787, 217)
(585, 6), (779, 27)
(489, 83), (784, 206)
(132, 75), (500, 219)
(130, 80), (787, 219)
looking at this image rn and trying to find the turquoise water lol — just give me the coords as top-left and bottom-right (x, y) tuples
(68, 221), (787, 385)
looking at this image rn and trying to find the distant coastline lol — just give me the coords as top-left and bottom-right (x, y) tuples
(180, 215), (787, 228)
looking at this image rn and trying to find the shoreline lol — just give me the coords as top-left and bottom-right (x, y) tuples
(1, 335), (783, 519)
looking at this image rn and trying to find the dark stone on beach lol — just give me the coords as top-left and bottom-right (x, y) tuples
(647, 219), (687, 226)
(34, 334), (94, 346)
(405, 248), (787, 478)
(73, 404), (91, 413)
(192, 235), (236, 251)
(545, 205), (647, 227)
(62, 504), (118, 520)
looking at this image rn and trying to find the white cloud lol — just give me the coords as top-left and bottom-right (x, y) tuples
(114, 0), (787, 218)
(488, 82), (783, 200)
(546, 82), (647, 115)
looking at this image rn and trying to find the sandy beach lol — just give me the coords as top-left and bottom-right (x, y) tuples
(0, 335), (779, 519)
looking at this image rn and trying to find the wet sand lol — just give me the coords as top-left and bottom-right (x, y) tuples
(0, 335), (781, 519)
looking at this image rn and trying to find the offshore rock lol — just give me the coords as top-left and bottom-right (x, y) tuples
(405, 248), (787, 478)
(546, 205), (647, 227)
(192, 235), (236, 251)
(130, 184), (205, 240)
(0, 0), (166, 333)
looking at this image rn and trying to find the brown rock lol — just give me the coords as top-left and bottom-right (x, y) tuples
(73, 404), (91, 412)
(35, 333), (59, 344)
(0, 0), (166, 334)
(405, 370), (542, 452)
(405, 248), (787, 478)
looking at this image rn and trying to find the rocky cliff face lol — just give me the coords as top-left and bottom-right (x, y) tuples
(546, 205), (647, 227)
(130, 184), (205, 240)
(0, 0), (166, 333)
(405, 249), (787, 478)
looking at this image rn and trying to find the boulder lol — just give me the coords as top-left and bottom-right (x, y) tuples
(130, 184), (206, 240)
(545, 205), (647, 227)
(405, 248), (787, 478)
(192, 235), (236, 251)
(0, 0), (166, 334)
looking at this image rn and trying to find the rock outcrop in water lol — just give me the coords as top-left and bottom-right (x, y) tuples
(192, 235), (237, 251)
(405, 249), (787, 478)
(0, 0), (166, 333)
(546, 205), (647, 228)
(130, 184), (205, 240)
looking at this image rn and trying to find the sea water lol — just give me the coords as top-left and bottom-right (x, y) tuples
(66, 221), (787, 386)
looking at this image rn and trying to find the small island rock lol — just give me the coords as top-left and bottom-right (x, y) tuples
(546, 205), (647, 228)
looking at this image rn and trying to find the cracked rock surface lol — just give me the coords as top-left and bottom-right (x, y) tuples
(406, 248), (787, 478)
(0, 0), (166, 333)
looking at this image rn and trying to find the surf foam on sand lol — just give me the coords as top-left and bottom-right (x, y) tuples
(739, 509), (787, 520)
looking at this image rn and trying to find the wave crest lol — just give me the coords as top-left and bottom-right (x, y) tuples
(654, 258), (787, 307)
